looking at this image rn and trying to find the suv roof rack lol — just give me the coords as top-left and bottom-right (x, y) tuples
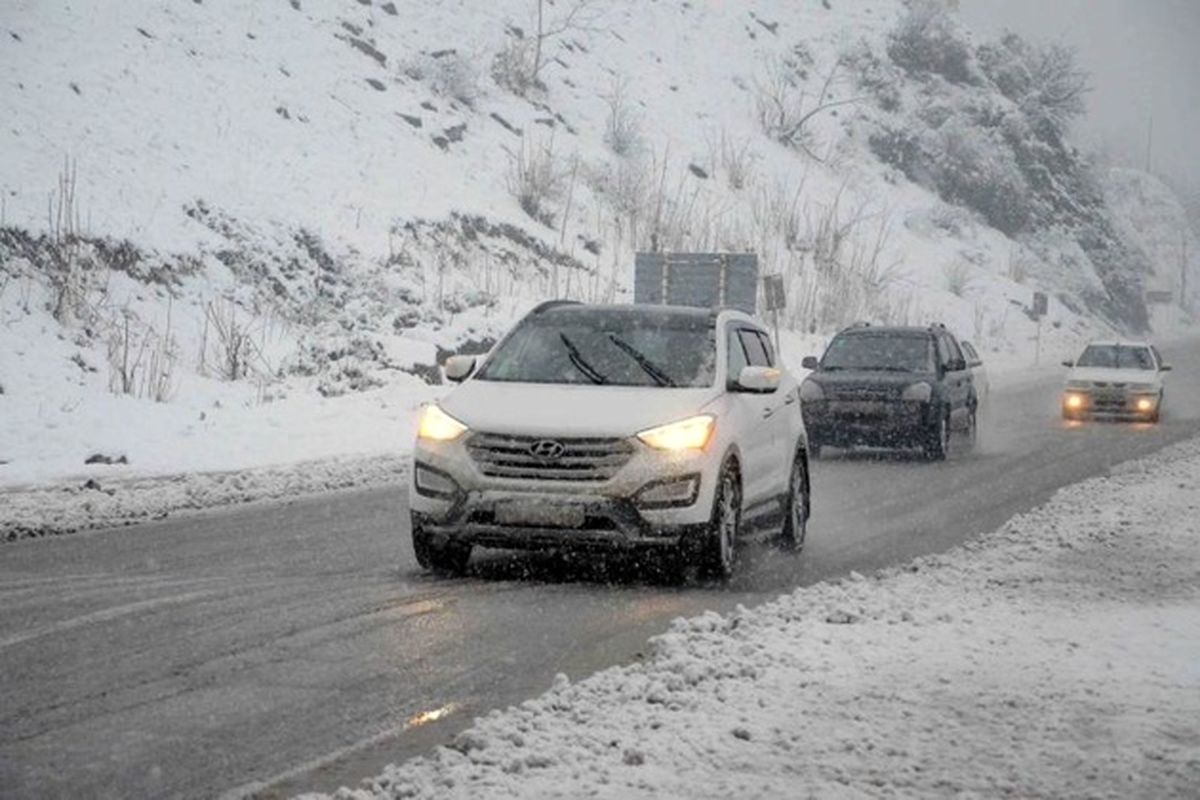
(529, 299), (581, 315)
(928, 322), (946, 331)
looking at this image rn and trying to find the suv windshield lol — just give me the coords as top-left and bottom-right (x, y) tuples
(821, 333), (934, 373)
(476, 309), (716, 387)
(1076, 345), (1155, 370)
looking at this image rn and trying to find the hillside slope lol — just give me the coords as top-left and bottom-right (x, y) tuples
(1, 0), (1196, 492)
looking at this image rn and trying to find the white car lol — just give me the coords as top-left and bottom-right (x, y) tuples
(410, 301), (811, 579)
(1061, 340), (1171, 422)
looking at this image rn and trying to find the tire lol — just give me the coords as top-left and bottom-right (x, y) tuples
(965, 405), (978, 450)
(700, 460), (742, 580)
(412, 522), (471, 576)
(923, 408), (949, 461)
(780, 449), (810, 551)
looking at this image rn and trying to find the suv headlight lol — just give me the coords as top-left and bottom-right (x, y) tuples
(637, 414), (715, 451)
(417, 404), (468, 442)
(799, 380), (824, 401)
(901, 382), (932, 402)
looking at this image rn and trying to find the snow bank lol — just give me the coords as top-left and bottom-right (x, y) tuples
(311, 437), (1200, 800)
(0, 453), (407, 541)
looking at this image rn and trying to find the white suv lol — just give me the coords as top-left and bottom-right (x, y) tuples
(410, 301), (811, 579)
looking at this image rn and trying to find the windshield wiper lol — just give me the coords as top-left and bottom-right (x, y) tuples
(559, 333), (609, 385)
(606, 333), (676, 387)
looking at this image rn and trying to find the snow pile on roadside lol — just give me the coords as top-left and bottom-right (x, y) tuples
(0, 454), (407, 542)
(314, 438), (1200, 800)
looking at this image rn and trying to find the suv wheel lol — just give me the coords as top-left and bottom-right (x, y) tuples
(412, 521), (471, 576)
(701, 461), (742, 579)
(924, 408), (949, 461)
(780, 449), (809, 551)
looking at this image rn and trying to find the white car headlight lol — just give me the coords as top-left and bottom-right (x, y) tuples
(417, 404), (468, 442)
(637, 414), (715, 451)
(799, 380), (824, 401)
(901, 382), (932, 402)
(1129, 383), (1155, 392)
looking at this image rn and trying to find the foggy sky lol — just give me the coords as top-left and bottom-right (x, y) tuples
(960, 0), (1200, 204)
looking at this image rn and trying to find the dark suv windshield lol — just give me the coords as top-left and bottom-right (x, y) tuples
(1076, 345), (1154, 370)
(821, 333), (934, 373)
(476, 310), (716, 387)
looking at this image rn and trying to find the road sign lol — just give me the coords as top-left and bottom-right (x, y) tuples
(762, 274), (786, 311)
(634, 252), (759, 313)
(1031, 291), (1048, 318)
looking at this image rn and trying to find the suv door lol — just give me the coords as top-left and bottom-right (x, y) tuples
(726, 325), (776, 508)
(938, 333), (971, 429)
(753, 330), (798, 490)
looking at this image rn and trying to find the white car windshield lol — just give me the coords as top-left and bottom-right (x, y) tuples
(1076, 345), (1155, 370)
(476, 309), (717, 387)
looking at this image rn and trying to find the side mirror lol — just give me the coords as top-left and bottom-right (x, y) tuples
(952, 359), (967, 372)
(801, 356), (820, 370)
(1061, 360), (1074, 368)
(1161, 363), (1173, 372)
(733, 365), (781, 393)
(443, 355), (477, 383)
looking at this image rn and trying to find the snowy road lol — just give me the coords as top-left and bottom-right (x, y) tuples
(2, 343), (1199, 799)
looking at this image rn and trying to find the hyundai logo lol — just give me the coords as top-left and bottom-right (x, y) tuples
(529, 439), (566, 460)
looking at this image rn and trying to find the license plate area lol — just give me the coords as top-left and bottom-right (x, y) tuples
(493, 500), (586, 528)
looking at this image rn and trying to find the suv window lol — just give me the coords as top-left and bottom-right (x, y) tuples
(738, 329), (770, 367)
(822, 333), (935, 373)
(961, 342), (981, 366)
(935, 335), (953, 369)
(756, 331), (776, 367)
(726, 328), (749, 379)
(944, 335), (965, 369)
(478, 310), (716, 387)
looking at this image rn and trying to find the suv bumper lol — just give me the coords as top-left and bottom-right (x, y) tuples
(410, 436), (719, 552)
(803, 400), (932, 447)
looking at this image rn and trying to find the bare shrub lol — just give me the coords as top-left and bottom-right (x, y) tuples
(46, 157), (85, 323)
(979, 34), (1089, 134)
(755, 56), (858, 160)
(785, 187), (901, 331)
(602, 77), (643, 158)
(943, 261), (973, 297)
(506, 137), (567, 226)
(493, 1), (602, 96)
(491, 35), (538, 96)
(888, 0), (976, 84)
(201, 299), (265, 382)
(106, 304), (177, 402)
(402, 50), (481, 106)
(1007, 244), (1031, 284)
(716, 131), (756, 191)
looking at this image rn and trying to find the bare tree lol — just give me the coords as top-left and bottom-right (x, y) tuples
(495, 0), (601, 95)
(756, 57), (860, 161)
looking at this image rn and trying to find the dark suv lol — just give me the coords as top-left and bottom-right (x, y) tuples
(799, 324), (977, 460)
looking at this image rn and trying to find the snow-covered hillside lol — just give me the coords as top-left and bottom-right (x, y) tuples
(1, 0), (1196, 498)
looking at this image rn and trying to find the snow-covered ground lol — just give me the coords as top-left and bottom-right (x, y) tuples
(308, 435), (1200, 800)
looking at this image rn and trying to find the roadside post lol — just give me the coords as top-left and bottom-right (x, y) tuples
(1031, 291), (1047, 365)
(762, 273), (786, 356)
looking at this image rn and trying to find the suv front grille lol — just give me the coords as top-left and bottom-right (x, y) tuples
(466, 433), (634, 482)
